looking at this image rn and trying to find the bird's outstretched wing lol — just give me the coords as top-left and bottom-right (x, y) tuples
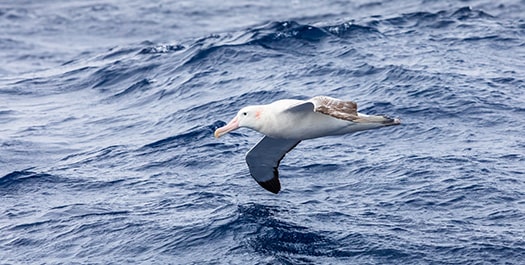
(309, 96), (359, 121)
(245, 136), (301, 194)
(284, 96), (359, 122)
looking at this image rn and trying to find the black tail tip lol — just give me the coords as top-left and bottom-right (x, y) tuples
(382, 116), (401, 125)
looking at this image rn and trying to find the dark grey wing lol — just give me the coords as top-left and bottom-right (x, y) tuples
(245, 136), (301, 194)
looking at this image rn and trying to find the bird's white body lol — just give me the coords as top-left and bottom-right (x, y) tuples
(214, 96), (400, 194)
(255, 99), (388, 140)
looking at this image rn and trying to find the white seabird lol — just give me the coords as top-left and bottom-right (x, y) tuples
(214, 96), (400, 194)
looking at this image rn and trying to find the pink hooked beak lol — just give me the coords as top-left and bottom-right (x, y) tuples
(214, 117), (239, 138)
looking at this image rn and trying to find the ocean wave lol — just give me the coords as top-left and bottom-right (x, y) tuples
(1, 1), (525, 264)
(0, 171), (66, 195)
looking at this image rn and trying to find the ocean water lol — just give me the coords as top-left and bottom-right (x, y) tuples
(1, 0), (525, 264)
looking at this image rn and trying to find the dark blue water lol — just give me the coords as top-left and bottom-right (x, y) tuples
(1, 0), (525, 264)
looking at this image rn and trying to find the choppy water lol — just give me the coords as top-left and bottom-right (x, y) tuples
(1, 0), (525, 264)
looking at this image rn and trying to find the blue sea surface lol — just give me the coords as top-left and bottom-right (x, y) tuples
(1, 0), (525, 264)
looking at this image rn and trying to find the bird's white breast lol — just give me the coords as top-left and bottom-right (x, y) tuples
(258, 100), (353, 139)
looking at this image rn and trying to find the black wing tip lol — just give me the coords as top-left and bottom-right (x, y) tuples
(257, 178), (281, 194)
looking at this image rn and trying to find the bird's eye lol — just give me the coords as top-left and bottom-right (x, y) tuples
(242, 112), (247, 116)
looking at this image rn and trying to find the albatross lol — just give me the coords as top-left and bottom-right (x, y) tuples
(214, 96), (400, 194)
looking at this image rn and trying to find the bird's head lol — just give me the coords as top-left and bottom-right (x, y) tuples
(214, 106), (264, 138)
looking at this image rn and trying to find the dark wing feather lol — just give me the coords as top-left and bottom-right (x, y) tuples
(309, 96), (359, 121)
(245, 137), (301, 194)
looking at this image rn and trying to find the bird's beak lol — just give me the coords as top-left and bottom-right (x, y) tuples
(214, 117), (239, 138)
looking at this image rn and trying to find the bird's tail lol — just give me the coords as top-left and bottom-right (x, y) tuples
(354, 113), (401, 126)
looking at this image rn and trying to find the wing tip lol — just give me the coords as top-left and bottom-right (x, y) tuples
(257, 177), (281, 194)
